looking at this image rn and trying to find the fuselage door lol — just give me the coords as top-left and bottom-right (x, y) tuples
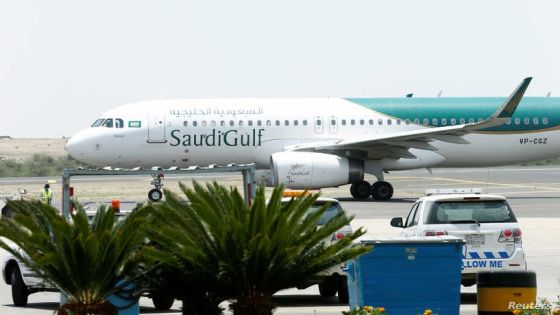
(147, 111), (167, 143)
(314, 116), (324, 134)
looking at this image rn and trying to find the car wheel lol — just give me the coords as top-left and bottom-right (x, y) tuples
(151, 292), (174, 311)
(337, 282), (349, 304)
(11, 268), (29, 307)
(318, 283), (337, 297)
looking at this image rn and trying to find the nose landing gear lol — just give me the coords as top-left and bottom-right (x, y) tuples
(148, 173), (164, 202)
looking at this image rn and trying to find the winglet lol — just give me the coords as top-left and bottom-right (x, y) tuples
(468, 77), (532, 130)
(494, 77), (532, 119)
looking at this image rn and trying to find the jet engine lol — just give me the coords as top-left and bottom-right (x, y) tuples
(271, 152), (364, 189)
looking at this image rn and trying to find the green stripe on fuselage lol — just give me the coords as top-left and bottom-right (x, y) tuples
(345, 97), (560, 132)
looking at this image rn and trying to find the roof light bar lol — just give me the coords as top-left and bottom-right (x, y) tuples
(425, 188), (483, 196)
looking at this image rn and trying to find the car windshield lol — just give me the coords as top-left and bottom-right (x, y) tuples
(427, 200), (516, 224)
(305, 201), (344, 225)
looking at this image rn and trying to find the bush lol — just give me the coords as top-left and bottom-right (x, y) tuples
(0, 154), (90, 177)
(142, 182), (371, 315)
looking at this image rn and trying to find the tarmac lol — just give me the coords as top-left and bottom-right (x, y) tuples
(1, 166), (559, 314)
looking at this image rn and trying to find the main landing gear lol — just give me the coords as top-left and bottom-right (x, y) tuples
(148, 173), (164, 202)
(350, 180), (394, 201)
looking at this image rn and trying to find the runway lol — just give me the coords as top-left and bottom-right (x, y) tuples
(0, 166), (559, 314)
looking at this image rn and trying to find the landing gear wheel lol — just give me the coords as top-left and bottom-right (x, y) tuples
(148, 189), (163, 202)
(151, 292), (174, 310)
(371, 181), (394, 201)
(350, 181), (371, 200)
(318, 283), (337, 297)
(11, 268), (28, 307)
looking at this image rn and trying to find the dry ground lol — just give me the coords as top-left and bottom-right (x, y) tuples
(0, 138), (68, 161)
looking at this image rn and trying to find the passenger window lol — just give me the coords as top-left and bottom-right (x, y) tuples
(515, 117), (521, 125)
(432, 118), (438, 126)
(266, 120), (272, 126)
(387, 119), (392, 125)
(360, 119), (364, 125)
(460, 118), (466, 124)
(405, 203), (420, 227)
(342, 119), (346, 126)
(478, 118), (484, 123)
(211, 120), (216, 127)
(248, 120), (253, 126)
(396, 119), (401, 125)
(193, 121), (198, 127)
(239, 120), (244, 126)
(91, 119), (104, 127)
(102, 119), (114, 128)
(303, 120), (308, 126)
(276, 120), (280, 126)
(505, 118), (511, 125)
(423, 118), (429, 125)
(284, 120), (289, 126)
(524, 118), (529, 125)
(202, 121), (207, 127)
(450, 118), (456, 125)
(369, 119), (374, 125)
(183, 121), (188, 127)
(441, 118), (447, 126)
(378, 119), (383, 125)
(543, 117), (549, 125)
(294, 120), (299, 126)
(220, 121), (226, 127)
(257, 120), (262, 126)
(469, 118), (475, 124)
(331, 119), (336, 125)
(316, 119), (321, 126)
(351, 119), (355, 125)
(412, 205), (422, 226)
(533, 117), (539, 125)
(413, 118), (419, 125)
(230, 120), (234, 126)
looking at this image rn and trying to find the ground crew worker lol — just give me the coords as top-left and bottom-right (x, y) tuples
(40, 183), (53, 205)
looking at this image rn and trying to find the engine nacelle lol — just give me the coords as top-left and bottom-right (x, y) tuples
(271, 152), (364, 189)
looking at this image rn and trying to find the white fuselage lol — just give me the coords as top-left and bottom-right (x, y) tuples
(66, 98), (560, 173)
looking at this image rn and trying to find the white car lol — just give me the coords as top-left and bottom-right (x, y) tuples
(281, 195), (352, 303)
(1, 204), (174, 310)
(390, 191), (527, 286)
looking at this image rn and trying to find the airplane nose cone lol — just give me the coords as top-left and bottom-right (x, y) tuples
(66, 132), (87, 162)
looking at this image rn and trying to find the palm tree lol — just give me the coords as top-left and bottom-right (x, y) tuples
(0, 200), (149, 315)
(140, 185), (233, 315)
(144, 182), (371, 315)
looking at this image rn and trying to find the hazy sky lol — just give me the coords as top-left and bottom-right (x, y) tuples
(1, 0), (559, 138)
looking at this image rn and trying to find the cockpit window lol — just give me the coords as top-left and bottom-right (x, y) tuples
(91, 119), (104, 127)
(115, 118), (124, 128)
(102, 119), (113, 128)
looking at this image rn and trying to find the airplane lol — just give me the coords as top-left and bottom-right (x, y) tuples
(66, 77), (560, 201)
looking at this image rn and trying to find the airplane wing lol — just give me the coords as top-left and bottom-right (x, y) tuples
(289, 77), (532, 160)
